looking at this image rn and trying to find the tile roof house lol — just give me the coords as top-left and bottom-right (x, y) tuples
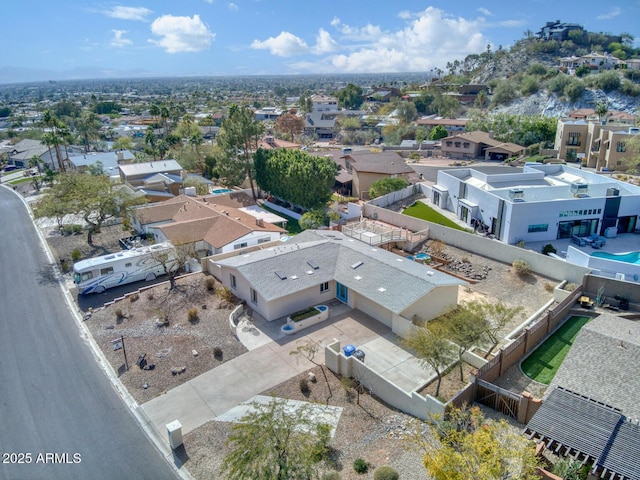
(342, 150), (415, 200)
(208, 230), (465, 330)
(68, 150), (135, 175)
(441, 131), (524, 161)
(130, 193), (285, 257)
(7, 138), (57, 169)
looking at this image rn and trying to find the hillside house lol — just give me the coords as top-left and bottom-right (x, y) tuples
(440, 131), (524, 161)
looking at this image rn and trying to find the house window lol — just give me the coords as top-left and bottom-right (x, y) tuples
(528, 224), (549, 233)
(616, 141), (626, 152)
(257, 237), (270, 244)
(433, 190), (441, 207)
(230, 274), (237, 289)
(463, 142), (470, 148)
(233, 242), (248, 250)
(454, 141), (461, 147)
(567, 132), (581, 146)
(320, 282), (329, 293)
(446, 141), (452, 146)
(250, 288), (258, 304)
(125, 263), (132, 268)
(100, 267), (114, 275)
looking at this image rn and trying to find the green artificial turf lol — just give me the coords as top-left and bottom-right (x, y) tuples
(260, 204), (302, 235)
(402, 201), (467, 231)
(521, 316), (592, 384)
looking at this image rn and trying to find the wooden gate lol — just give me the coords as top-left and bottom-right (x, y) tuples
(475, 379), (521, 420)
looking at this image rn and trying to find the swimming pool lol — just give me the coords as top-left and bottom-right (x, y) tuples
(405, 253), (431, 261)
(210, 188), (232, 195)
(591, 251), (640, 265)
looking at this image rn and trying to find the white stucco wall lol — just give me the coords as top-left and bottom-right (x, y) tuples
(353, 294), (392, 327)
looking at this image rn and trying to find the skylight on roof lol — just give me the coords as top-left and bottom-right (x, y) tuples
(351, 261), (364, 269)
(306, 270), (314, 275)
(354, 275), (362, 280)
(290, 275), (298, 280)
(307, 260), (319, 270)
(378, 287), (386, 292)
(274, 271), (287, 280)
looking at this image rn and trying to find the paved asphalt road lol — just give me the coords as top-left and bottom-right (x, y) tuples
(0, 187), (179, 480)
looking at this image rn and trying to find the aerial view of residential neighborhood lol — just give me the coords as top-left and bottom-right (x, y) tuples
(2, 1), (640, 479)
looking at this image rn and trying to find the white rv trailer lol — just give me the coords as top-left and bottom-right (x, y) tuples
(73, 242), (176, 294)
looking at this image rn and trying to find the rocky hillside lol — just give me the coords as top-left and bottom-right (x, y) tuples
(492, 89), (639, 118)
(467, 40), (639, 117)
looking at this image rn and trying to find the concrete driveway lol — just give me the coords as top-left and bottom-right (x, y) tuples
(141, 303), (432, 442)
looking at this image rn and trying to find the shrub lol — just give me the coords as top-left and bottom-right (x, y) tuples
(205, 277), (216, 291)
(129, 293), (139, 302)
(322, 473), (341, 480)
(213, 346), (223, 358)
(541, 244), (557, 256)
(187, 308), (199, 323)
(217, 287), (233, 303)
(115, 308), (125, 320)
(71, 248), (82, 262)
(374, 466), (399, 480)
(429, 240), (446, 257)
(512, 259), (531, 276)
(353, 458), (369, 474)
(299, 378), (310, 394)
(544, 282), (555, 293)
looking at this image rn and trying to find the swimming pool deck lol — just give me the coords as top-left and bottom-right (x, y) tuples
(527, 232), (640, 258)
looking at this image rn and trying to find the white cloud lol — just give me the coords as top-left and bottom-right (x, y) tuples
(228, 3), (238, 11)
(398, 10), (412, 19)
(149, 15), (215, 53)
(251, 31), (308, 57)
(111, 30), (133, 47)
(477, 7), (493, 16)
(327, 7), (488, 73)
(596, 7), (622, 20)
(330, 17), (341, 27)
(312, 28), (338, 54)
(104, 6), (152, 21)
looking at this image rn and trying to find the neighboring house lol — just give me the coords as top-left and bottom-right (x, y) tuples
(416, 116), (468, 134)
(304, 113), (336, 139)
(342, 150), (415, 200)
(440, 131), (524, 161)
(254, 107), (284, 121)
(130, 193), (286, 257)
(209, 229), (464, 332)
(365, 87), (401, 103)
(6, 139), (51, 169)
(536, 20), (584, 41)
(524, 315), (640, 480)
(310, 94), (338, 113)
(68, 150), (135, 175)
(432, 163), (640, 243)
(256, 135), (300, 150)
(198, 125), (219, 140)
(119, 160), (183, 186)
(554, 117), (640, 171)
(559, 52), (623, 73)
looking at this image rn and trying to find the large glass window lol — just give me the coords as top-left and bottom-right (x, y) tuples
(528, 224), (548, 233)
(567, 132), (581, 146)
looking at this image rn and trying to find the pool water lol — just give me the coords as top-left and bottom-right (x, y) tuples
(211, 188), (232, 194)
(591, 251), (640, 265)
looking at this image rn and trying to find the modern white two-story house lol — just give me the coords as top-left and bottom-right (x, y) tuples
(431, 164), (640, 244)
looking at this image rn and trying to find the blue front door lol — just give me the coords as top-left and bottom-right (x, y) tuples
(336, 282), (348, 303)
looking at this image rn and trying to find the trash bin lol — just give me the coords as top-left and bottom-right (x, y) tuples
(343, 344), (355, 357)
(353, 349), (365, 361)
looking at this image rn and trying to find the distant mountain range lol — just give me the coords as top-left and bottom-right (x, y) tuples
(0, 66), (157, 84)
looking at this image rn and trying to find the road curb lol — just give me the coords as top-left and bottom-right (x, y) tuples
(12, 185), (194, 480)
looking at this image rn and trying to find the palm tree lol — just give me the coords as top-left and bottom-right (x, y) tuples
(144, 127), (157, 161)
(76, 111), (101, 153)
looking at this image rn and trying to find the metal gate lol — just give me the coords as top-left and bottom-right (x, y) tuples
(476, 379), (521, 420)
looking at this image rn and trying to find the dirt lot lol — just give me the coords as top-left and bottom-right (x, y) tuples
(42, 222), (553, 478)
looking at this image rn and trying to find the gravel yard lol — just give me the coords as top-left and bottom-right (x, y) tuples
(41, 221), (556, 478)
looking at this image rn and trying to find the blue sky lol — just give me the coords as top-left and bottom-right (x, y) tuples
(2, 1), (639, 82)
